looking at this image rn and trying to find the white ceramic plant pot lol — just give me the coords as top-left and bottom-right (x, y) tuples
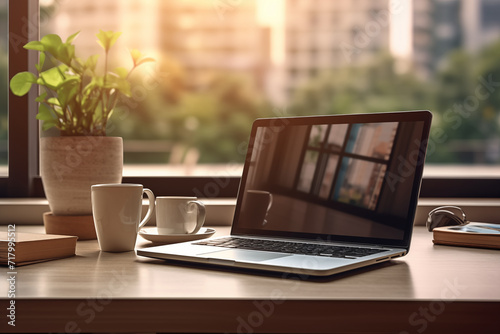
(40, 136), (123, 216)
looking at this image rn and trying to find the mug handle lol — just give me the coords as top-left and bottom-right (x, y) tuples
(263, 193), (273, 226)
(186, 200), (206, 234)
(267, 193), (273, 211)
(138, 188), (155, 230)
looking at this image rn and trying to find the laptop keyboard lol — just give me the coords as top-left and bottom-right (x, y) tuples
(194, 237), (386, 259)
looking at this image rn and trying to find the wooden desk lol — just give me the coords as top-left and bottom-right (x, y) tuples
(1, 225), (499, 333)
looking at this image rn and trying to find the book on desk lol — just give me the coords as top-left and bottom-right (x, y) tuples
(432, 222), (500, 250)
(0, 232), (78, 266)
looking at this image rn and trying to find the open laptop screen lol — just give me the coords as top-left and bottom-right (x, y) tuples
(231, 111), (432, 248)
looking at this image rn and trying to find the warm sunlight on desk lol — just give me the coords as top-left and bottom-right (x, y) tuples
(1, 225), (498, 333)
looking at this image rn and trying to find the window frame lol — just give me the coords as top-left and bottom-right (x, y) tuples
(2, 0), (499, 199)
(2, 0), (40, 198)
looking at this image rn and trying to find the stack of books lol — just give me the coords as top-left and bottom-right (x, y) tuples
(433, 223), (500, 250)
(0, 232), (78, 266)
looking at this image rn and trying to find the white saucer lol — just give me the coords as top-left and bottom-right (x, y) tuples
(139, 227), (216, 244)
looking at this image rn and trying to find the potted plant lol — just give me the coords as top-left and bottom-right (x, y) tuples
(10, 30), (154, 239)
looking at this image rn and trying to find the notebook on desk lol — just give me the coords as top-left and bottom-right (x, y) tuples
(138, 111), (432, 276)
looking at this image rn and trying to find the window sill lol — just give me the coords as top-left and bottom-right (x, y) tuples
(415, 198), (500, 225)
(0, 198), (236, 226)
(0, 198), (499, 227)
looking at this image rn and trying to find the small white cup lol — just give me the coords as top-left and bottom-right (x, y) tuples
(156, 196), (206, 235)
(91, 183), (155, 252)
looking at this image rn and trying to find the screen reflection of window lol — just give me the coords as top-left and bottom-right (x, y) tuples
(333, 158), (387, 210)
(308, 124), (328, 147)
(297, 150), (318, 193)
(327, 124), (347, 150)
(296, 122), (398, 211)
(347, 123), (397, 159)
(318, 155), (339, 199)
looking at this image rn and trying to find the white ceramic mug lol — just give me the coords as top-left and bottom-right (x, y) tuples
(91, 183), (155, 252)
(155, 196), (206, 235)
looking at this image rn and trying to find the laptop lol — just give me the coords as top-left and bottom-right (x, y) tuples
(138, 111), (432, 276)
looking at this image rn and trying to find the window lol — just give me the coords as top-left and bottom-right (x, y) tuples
(3, 0), (500, 198)
(2, 0), (41, 197)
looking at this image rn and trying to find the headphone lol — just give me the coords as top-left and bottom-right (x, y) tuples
(426, 206), (469, 231)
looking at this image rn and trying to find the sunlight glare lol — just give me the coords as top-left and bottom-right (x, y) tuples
(390, 0), (413, 59)
(257, 0), (285, 65)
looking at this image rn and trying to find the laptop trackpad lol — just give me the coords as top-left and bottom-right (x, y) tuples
(204, 249), (290, 262)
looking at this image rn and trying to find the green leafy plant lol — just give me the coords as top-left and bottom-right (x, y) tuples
(10, 30), (154, 136)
